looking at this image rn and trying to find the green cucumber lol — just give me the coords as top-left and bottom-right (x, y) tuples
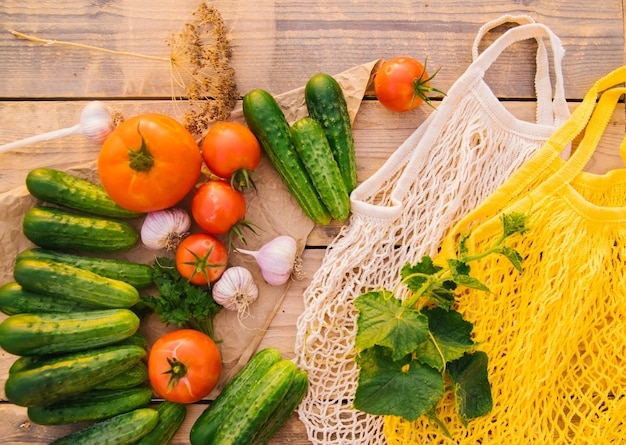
(49, 407), (159, 445)
(27, 387), (153, 426)
(243, 88), (332, 225)
(17, 248), (153, 289)
(115, 331), (149, 349)
(190, 347), (283, 444)
(26, 167), (144, 219)
(211, 360), (297, 445)
(305, 72), (357, 193)
(136, 401), (187, 445)
(0, 309), (139, 356)
(252, 369), (309, 445)
(5, 344), (146, 406)
(22, 205), (139, 253)
(0, 281), (97, 315)
(14, 258), (140, 308)
(290, 117), (350, 221)
(94, 360), (149, 390)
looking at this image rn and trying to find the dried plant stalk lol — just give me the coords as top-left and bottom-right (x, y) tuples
(10, 2), (238, 137)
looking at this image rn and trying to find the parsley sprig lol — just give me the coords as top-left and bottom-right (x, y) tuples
(354, 213), (528, 435)
(142, 257), (222, 339)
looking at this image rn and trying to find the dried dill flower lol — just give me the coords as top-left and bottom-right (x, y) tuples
(9, 2), (238, 137)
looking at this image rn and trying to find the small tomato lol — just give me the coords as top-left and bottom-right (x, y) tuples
(374, 57), (445, 112)
(148, 329), (221, 404)
(98, 114), (202, 213)
(175, 233), (228, 285)
(201, 121), (261, 189)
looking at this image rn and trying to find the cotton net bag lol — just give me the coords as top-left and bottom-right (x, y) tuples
(385, 67), (626, 444)
(294, 16), (570, 445)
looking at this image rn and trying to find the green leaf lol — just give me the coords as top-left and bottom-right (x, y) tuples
(354, 346), (444, 421)
(495, 245), (524, 273)
(401, 256), (443, 293)
(355, 291), (429, 360)
(447, 259), (470, 276)
(501, 212), (529, 238)
(446, 351), (493, 426)
(453, 274), (490, 292)
(415, 307), (476, 370)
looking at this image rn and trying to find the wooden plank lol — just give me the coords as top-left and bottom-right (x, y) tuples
(0, 0), (622, 99)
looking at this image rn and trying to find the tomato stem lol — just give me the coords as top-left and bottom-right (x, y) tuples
(182, 244), (227, 285)
(410, 58), (447, 110)
(163, 356), (188, 393)
(128, 126), (155, 172)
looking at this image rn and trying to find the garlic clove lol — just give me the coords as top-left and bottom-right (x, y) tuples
(237, 235), (298, 286)
(212, 266), (259, 317)
(78, 101), (115, 145)
(140, 208), (191, 251)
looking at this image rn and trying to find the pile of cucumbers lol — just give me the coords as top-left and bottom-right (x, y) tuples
(0, 168), (186, 444)
(243, 73), (357, 225)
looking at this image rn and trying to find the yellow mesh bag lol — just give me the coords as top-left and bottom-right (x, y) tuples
(383, 74), (626, 444)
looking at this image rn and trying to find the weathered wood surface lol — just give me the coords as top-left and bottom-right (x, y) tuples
(0, 0), (625, 443)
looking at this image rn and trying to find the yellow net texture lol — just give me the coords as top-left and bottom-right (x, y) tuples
(384, 79), (626, 444)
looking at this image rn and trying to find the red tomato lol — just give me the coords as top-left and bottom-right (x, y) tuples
(201, 121), (261, 189)
(374, 57), (444, 112)
(148, 329), (221, 404)
(98, 114), (202, 212)
(176, 233), (228, 285)
(191, 180), (247, 235)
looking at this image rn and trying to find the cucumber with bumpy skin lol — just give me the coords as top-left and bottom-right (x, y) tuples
(94, 360), (148, 390)
(0, 281), (97, 315)
(0, 309), (140, 356)
(49, 408), (159, 445)
(27, 387), (153, 426)
(136, 401), (187, 445)
(26, 167), (144, 219)
(243, 88), (332, 225)
(22, 205), (139, 253)
(305, 73), (358, 193)
(291, 117), (350, 221)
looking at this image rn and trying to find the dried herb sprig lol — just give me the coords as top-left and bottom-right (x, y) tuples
(9, 2), (238, 137)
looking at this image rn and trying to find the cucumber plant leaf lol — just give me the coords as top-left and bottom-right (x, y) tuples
(415, 307), (476, 371)
(354, 345), (444, 422)
(354, 290), (429, 360)
(447, 351), (493, 426)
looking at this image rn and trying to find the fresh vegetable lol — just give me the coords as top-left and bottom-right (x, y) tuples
(27, 387), (153, 426)
(211, 359), (296, 444)
(95, 360), (149, 390)
(374, 56), (445, 112)
(143, 257), (222, 338)
(5, 344), (146, 406)
(16, 248), (153, 289)
(0, 281), (97, 315)
(237, 235), (299, 286)
(290, 117), (350, 222)
(136, 401), (187, 445)
(98, 113), (202, 213)
(140, 208), (191, 251)
(304, 72), (357, 193)
(243, 88), (332, 225)
(191, 179), (255, 247)
(0, 101), (114, 153)
(201, 121), (261, 189)
(148, 329), (222, 404)
(22, 205), (139, 253)
(49, 408), (159, 445)
(189, 348), (283, 444)
(175, 233), (228, 285)
(353, 213), (528, 432)
(13, 257), (140, 308)
(25, 167), (143, 219)
(212, 266), (259, 317)
(252, 368), (309, 445)
(0, 309), (139, 356)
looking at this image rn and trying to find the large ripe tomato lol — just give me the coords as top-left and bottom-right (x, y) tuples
(374, 57), (444, 112)
(148, 329), (221, 404)
(175, 233), (228, 285)
(191, 180), (248, 236)
(98, 114), (202, 213)
(201, 121), (261, 189)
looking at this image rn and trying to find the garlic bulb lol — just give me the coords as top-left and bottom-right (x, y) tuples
(0, 101), (114, 153)
(212, 266), (259, 317)
(237, 235), (299, 286)
(141, 208), (191, 251)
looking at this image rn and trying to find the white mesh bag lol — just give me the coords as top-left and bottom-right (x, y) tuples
(294, 16), (570, 445)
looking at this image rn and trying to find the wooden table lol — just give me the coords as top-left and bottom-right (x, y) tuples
(0, 1), (624, 444)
